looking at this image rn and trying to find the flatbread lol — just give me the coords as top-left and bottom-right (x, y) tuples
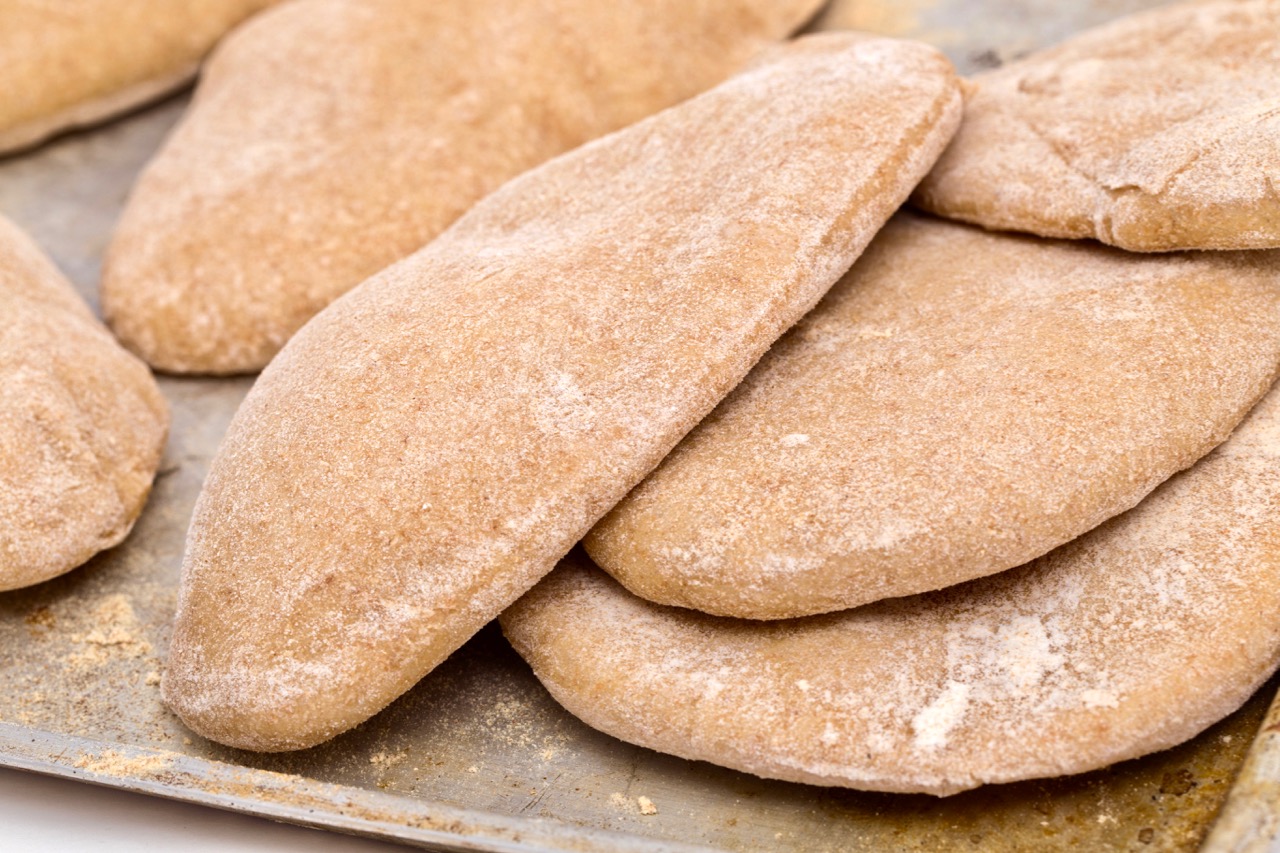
(586, 213), (1280, 618)
(161, 34), (963, 752)
(0, 216), (168, 591)
(0, 1), (280, 156)
(913, 0), (1280, 252)
(504, 381), (1280, 794)
(101, 0), (825, 374)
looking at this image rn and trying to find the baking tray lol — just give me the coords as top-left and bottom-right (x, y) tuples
(1, 1), (1276, 850)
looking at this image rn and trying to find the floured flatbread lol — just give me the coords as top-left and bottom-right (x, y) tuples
(586, 214), (1280, 618)
(913, 0), (1280, 252)
(0, 1), (280, 157)
(161, 34), (963, 752)
(504, 381), (1280, 794)
(101, 0), (825, 374)
(0, 216), (168, 591)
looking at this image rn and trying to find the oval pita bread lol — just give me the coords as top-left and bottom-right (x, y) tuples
(101, 0), (824, 374)
(0, 216), (168, 591)
(586, 214), (1280, 618)
(0, 1), (280, 156)
(161, 34), (963, 752)
(913, 0), (1280, 252)
(504, 382), (1280, 794)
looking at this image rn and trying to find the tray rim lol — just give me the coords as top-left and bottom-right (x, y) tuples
(0, 723), (713, 853)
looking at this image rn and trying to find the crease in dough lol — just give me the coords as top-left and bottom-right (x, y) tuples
(913, 0), (1280, 251)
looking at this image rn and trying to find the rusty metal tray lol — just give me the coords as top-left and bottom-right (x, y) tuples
(1, 1), (1277, 850)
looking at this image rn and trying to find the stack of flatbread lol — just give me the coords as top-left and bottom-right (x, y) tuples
(508, 0), (1280, 795)
(5, 0), (1280, 803)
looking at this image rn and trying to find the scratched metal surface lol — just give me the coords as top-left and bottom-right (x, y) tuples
(1201, 688), (1280, 853)
(0, 1), (1273, 850)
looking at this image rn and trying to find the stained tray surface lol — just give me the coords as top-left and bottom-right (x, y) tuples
(0, 1), (1266, 850)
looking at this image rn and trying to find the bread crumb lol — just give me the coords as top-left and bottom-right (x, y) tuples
(24, 606), (56, 633)
(369, 750), (407, 769)
(637, 795), (658, 816)
(73, 749), (174, 776)
(144, 671), (161, 686)
(65, 595), (153, 669)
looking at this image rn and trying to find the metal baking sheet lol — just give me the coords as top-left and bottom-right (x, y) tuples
(1201, 687), (1280, 853)
(1, 1), (1274, 850)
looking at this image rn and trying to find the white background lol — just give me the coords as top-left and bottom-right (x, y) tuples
(0, 766), (409, 852)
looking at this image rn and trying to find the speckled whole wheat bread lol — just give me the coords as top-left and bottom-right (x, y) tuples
(505, 380), (1280, 794)
(162, 33), (964, 752)
(913, 0), (1280, 251)
(0, 0), (281, 156)
(586, 213), (1280, 618)
(102, 0), (825, 374)
(0, 215), (168, 591)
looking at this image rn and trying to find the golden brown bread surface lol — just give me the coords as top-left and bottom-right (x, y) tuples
(504, 382), (1280, 794)
(0, 216), (168, 591)
(913, 0), (1280, 251)
(161, 34), (964, 751)
(0, 0), (280, 156)
(101, 0), (825, 374)
(586, 214), (1280, 618)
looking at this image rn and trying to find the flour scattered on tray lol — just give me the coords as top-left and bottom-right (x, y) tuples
(73, 749), (175, 776)
(65, 594), (153, 669)
(369, 750), (407, 769)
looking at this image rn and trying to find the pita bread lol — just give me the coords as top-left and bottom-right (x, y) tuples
(0, 216), (168, 591)
(0, 1), (280, 156)
(504, 381), (1280, 793)
(161, 34), (963, 752)
(586, 214), (1280, 618)
(913, 0), (1280, 252)
(101, 0), (824, 374)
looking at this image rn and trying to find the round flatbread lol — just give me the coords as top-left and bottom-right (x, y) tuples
(586, 213), (1280, 618)
(913, 0), (1280, 252)
(0, 216), (168, 591)
(505, 383), (1280, 794)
